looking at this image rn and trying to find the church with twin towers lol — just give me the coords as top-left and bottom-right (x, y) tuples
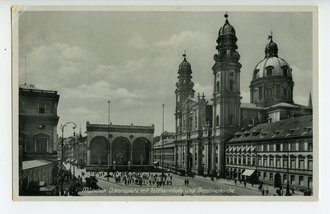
(153, 13), (313, 187)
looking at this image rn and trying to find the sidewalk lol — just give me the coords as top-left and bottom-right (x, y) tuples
(195, 176), (303, 196)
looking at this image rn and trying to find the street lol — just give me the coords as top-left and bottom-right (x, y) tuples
(64, 163), (264, 196)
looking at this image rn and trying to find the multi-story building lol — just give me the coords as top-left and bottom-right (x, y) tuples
(19, 84), (60, 162)
(226, 115), (313, 191)
(152, 13), (314, 193)
(58, 134), (88, 169)
(153, 132), (176, 170)
(19, 83), (60, 195)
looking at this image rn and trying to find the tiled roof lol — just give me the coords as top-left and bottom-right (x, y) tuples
(229, 115), (312, 143)
(241, 103), (263, 109)
(265, 102), (310, 109)
(153, 138), (175, 148)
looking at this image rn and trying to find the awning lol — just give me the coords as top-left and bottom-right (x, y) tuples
(242, 169), (255, 176)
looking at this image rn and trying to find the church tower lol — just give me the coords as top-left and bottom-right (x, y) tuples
(211, 13), (242, 176)
(175, 52), (195, 135)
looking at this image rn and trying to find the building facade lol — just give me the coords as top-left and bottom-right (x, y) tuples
(86, 122), (154, 171)
(153, 132), (176, 170)
(152, 13), (313, 192)
(174, 54), (213, 175)
(226, 115), (313, 191)
(19, 84), (60, 195)
(19, 84), (60, 162)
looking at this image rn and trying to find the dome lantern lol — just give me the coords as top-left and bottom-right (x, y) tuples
(265, 31), (279, 58)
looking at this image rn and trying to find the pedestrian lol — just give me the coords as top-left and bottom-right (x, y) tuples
(244, 180), (246, 187)
(291, 186), (295, 195)
(262, 188), (265, 196)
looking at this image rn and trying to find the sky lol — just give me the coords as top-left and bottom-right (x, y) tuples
(17, 10), (313, 136)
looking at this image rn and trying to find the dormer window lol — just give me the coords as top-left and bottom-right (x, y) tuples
(282, 66), (288, 76)
(252, 131), (261, 136)
(289, 129), (295, 134)
(266, 66), (273, 77)
(254, 69), (260, 79)
(243, 132), (250, 137)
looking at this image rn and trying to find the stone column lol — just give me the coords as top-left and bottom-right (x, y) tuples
(130, 147), (133, 166)
(196, 143), (201, 174)
(217, 143), (221, 176)
(174, 145), (177, 168)
(184, 143), (188, 172)
(211, 143), (215, 174)
(87, 148), (90, 166)
(109, 139), (112, 166)
(149, 146), (153, 165)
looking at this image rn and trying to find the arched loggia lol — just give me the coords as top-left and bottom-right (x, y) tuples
(112, 137), (131, 165)
(90, 136), (109, 165)
(132, 137), (151, 165)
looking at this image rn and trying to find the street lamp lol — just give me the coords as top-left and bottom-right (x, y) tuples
(72, 130), (79, 179)
(107, 100), (111, 181)
(60, 121), (76, 196)
(161, 104), (165, 173)
(285, 140), (291, 196)
(61, 122), (77, 169)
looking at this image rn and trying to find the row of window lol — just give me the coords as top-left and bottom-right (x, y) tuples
(20, 100), (55, 114)
(24, 138), (50, 153)
(259, 172), (312, 187)
(228, 169), (312, 188)
(254, 66), (289, 79)
(227, 141), (313, 153)
(227, 155), (313, 170)
(257, 86), (289, 100)
(256, 142), (312, 152)
(216, 80), (235, 92)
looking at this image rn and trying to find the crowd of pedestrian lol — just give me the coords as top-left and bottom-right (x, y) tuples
(97, 171), (174, 187)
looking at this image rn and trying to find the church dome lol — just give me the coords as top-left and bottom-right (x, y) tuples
(218, 13), (236, 36)
(252, 34), (292, 80)
(253, 57), (291, 79)
(250, 33), (295, 108)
